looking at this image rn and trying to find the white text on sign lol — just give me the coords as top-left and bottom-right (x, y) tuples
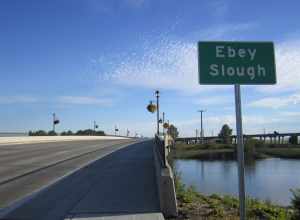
(209, 45), (266, 80)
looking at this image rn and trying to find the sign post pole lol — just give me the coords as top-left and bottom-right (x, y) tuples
(234, 84), (246, 220)
(198, 41), (276, 220)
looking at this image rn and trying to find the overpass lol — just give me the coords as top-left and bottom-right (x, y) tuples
(0, 136), (177, 220)
(176, 132), (300, 144)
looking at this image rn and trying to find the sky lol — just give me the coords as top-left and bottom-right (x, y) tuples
(0, 0), (300, 137)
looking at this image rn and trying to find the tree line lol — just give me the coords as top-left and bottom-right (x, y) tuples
(218, 124), (298, 145)
(28, 129), (105, 136)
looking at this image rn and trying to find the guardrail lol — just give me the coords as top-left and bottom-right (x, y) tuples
(153, 134), (178, 217)
(155, 135), (166, 168)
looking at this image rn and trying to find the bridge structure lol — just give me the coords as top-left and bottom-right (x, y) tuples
(0, 135), (177, 220)
(176, 132), (300, 145)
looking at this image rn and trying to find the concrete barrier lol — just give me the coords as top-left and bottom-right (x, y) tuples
(0, 136), (130, 146)
(153, 136), (178, 217)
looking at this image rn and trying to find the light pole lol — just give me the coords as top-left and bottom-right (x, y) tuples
(198, 110), (206, 144)
(162, 112), (165, 136)
(155, 90), (160, 136)
(53, 113), (55, 132)
(114, 125), (118, 136)
(127, 129), (130, 137)
(93, 121), (99, 135)
(52, 113), (60, 133)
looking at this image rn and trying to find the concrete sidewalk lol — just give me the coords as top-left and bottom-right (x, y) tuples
(2, 141), (161, 220)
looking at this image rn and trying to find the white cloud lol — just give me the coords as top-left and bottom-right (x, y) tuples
(193, 95), (234, 107)
(0, 96), (38, 104)
(98, 22), (257, 94)
(174, 113), (298, 137)
(198, 23), (258, 40)
(101, 38), (231, 94)
(257, 40), (300, 93)
(280, 111), (300, 117)
(248, 93), (300, 109)
(58, 96), (112, 106)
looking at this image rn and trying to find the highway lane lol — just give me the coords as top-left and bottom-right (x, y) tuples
(0, 139), (136, 208)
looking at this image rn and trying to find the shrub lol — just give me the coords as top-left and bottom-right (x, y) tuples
(28, 130), (48, 136)
(47, 130), (57, 136)
(61, 130), (74, 136)
(289, 135), (298, 145)
(244, 139), (257, 157)
(291, 188), (300, 219)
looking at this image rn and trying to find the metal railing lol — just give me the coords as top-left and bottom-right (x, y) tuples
(155, 135), (167, 168)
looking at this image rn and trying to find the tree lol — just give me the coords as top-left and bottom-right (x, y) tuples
(48, 130), (57, 136)
(61, 130), (74, 136)
(167, 124), (179, 139)
(75, 129), (105, 136)
(291, 188), (300, 219)
(28, 130), (47, 136)
(218, 124), (232, 144)
(289, 135), (298, 145)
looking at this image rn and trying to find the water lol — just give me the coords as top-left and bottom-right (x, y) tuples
(174, 158), (300, 206)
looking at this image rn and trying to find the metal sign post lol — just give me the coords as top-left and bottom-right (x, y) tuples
(234, 84), (246, 220)
(198, 41), (277, 220)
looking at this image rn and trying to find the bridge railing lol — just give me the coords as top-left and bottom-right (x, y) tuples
(155, 135), (166, 168)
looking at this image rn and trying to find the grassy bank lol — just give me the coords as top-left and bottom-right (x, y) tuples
(257, 147), (300, 159)
(168, 173), (295, 220)
(171, 143), (235, 160)
(172, 141), (300, 160)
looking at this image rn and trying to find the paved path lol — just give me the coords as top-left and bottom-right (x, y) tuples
(1, 140), (161, 220)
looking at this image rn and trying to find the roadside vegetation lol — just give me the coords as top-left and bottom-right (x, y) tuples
(172, 140), (300, 160)
(168, 172), (299, 220)
(172, 124), (300, 160)
(28, 129), (106, 136)
(168, 124), (300, 219)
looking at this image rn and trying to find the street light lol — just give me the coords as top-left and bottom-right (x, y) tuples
(114, 125), (119, 136)
(93, 121), (99, 135)
(155, 90), (160, 136)
(52, 113), (60, 132)
(198, 110), (206, 144)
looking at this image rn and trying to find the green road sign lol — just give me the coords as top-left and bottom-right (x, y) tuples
(198, 41), (276, 85)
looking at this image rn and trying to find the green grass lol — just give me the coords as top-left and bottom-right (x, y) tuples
(257, 148), (300, 158)
(171, 143), (235, 160)
(173, 172), (295, 219)
(173, 141), (300, 159)
(171, 148), (235, 160)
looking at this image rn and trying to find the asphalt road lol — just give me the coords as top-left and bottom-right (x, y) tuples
(0, 140), (160, 220)
(0, 139), (136, 208)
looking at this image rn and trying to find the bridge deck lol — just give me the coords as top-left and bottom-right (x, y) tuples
(1, 141), (161, 220)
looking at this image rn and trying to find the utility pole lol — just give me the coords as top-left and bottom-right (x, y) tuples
(155, 90), (160, 136)
(162, 112), (165, 136)
(53, 113), (56, 132)
(198, 110), (206, 144)
(114, 125), (118, 136)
